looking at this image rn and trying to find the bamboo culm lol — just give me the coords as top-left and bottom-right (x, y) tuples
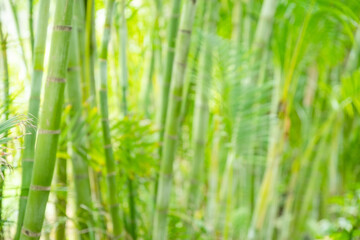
(54, 145), (67, 240)
(66, 22), (95, 239)
(153, 1), (198, 239)
(0, 22), (10, 240)
(84, 0), (107, 236)
(187, 0), (217, 236)
(99, 0), (122, 237)
(117, 1), (137, 239)
(15, 0), (51, 238)
(8, 0), (29, 73)
(20, 0), (74, 238)
(157, 0), (182, 149)
(28, 0), (34, 54)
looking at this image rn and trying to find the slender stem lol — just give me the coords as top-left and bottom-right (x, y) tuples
(99, 0), (122, 237)
(8, 0), (29, 73)
(153, 1), (198, 239)
(55, 145), (67, 240)
(66, 20), (95, 239)
(117, 1), (137, 239)
(157, 0), (182, 150)
(85, 0), (97, 107)
(20, 0), (74, 238)
(15, 0), (51, 237)
(179, 0), (208, 125)
(186, 0), (217, 237)
(28, 0), (34, 55)
(0, 22), (9, 240)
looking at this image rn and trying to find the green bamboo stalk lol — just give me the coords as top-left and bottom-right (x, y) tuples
(74, 0), (87, 102)
(153, 0), (182, 212)
(153, 1), (198, 239)
(28, 0), (34, 55)
(19, 0), (74, 238)
(239, 0), (278, 222)
(179, 0), (208, 125)
(99, 0), (122, 237)
(15, 0), (51, 238)
(242, 0), (253, 51)
(141, 47), (155, 117)
(119, 0), (128, 117)
(117, 1), (137, 239)
(55, 145), (67, 240)
(248, 66), (282, 240)
(66, 24), (95, 239)
(294, 138), (329, 237)
(186, 0), (217, 236)
(252, 0), (278, 50)
(8, 0), (29, 73)
(140, 0), (162, 118)
(0, 22), (9, 240)
(85, 0), (97, 107)
(205, 117), (222, 238)
(85, 0), (107, 237)
(244, 1), (278, 238)
(157, 0), (182, 146)
(232, 0), (243, 49)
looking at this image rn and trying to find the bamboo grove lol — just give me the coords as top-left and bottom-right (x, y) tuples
(0, 0), (360, 239)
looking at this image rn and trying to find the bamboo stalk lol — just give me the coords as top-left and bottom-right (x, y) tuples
(54, 145), (67, 240)
(99, 0), (122, 237)
(153, 1), (198, 239)
(186, 0), (217, 237)
(66, 23), (95, 239)
(157, 0), (182, 148)
(8, 0), (29, 73)
(0, 22), (9, 240)
(153, 0), (183, 219)
(232, 0), (243, 49)
(84, 0), (107, 237)
(117, 1), (137, 239)
(242, 0), (253, 51)
(19, 0), (74, 238)
(28, 0), (34, 55)
(15, 0), (51, 237)
(85, 0), (97, 107)
(179, 0), (208, 125)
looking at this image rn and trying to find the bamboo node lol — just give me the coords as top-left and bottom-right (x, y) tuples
(104, 144), (112, 149)
(53, 25), (72, 32)
(29, 95), (40, 101)
(30, 185), (51, 191)
(107, 171), (117, 177)
(172, 94), (182, 102)
(75, 174), (89, 180)
(170, 14), (180, 19)
(67, 66), (80, 72)
(78, 228), (92, 234)
(23, 158), (34, 162)
(110, 203), (120, 208)
(176, 61), (187, 68)
(21, 227), (41, 237)
(167, 46), (175, 53)
(47, 76), (66, 83)
(38, 129), (61, 135)
(166, 133), (177, 140)
(180, 29), (192, 35)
